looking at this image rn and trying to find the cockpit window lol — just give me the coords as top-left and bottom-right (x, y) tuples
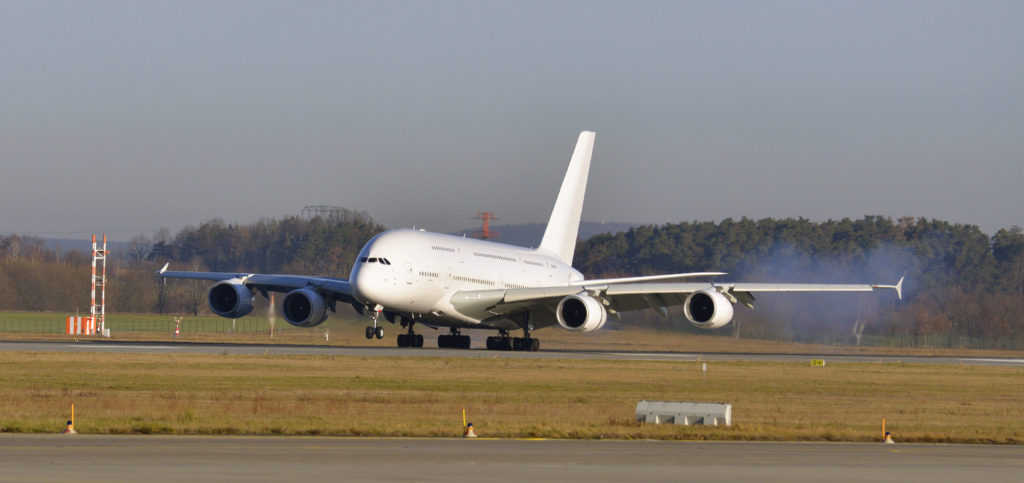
(359, 257), (391, 264)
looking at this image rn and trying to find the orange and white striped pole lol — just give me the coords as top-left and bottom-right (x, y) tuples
(90, 235), (97, 334)
(99, 234), (107, 334)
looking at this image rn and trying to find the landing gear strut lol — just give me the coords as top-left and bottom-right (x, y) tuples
(397, 319), (424, 348)
(437, 328), (471, 349)
(365, 305), (384, 340)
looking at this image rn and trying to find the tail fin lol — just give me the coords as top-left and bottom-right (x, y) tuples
(538, 131), (596, 265)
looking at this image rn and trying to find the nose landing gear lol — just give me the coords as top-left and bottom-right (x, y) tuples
(365, 304), (384, 340)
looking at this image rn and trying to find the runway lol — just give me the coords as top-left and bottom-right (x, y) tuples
(1, 434), (1021, 483)
(1, 339), (1023, 366)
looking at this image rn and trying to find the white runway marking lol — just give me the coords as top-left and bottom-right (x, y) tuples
(607, 352), (697, 358)
(970, 358), (1024, 364)
(65, 345), (177, 350)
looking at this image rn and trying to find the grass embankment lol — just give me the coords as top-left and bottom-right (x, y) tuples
(1, 351), (1021, 443)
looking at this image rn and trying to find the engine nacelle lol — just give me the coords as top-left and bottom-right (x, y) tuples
(282, 288), (329, 327)
(556, 294), (608, 333)
(683, 289), (734, 329)
(208, 280), (255, 319)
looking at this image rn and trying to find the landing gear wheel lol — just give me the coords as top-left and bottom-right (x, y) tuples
(438, 334), (471, 349)
(374, 326), (384, 339)
(399, 330), (423, 348)
(365, 326), (374, 339)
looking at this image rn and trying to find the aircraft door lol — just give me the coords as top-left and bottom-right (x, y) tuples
(405, 263), (414, 284)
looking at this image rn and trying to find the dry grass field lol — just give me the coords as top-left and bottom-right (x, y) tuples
(1, 350), (1021, 443)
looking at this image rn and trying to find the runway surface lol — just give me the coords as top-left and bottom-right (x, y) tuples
(1, 434), (1021, 483)
(2, 339), (1024, 366)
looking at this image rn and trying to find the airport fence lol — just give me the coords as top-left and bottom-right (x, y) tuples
(858, 334), (1024, 351)
(734, 324), (1024, 350)
(0, 313), (283, 335)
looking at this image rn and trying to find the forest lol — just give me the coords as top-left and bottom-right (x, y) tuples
(2, 213), (1022, 347)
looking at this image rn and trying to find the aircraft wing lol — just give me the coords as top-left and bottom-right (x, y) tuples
(157, 264), (357, 304)
(450, 277), (903, 323)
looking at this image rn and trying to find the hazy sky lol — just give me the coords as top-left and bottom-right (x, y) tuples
(2, 0), (1022, 241)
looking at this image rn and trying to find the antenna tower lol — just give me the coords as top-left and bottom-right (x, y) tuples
(469, 212), (500, 240)
(91, 234), (110, 335)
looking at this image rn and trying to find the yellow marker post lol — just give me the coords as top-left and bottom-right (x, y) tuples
(462, 408), (467, 430)
(63, 403), (76, 434)
(882, 418), (886, 441)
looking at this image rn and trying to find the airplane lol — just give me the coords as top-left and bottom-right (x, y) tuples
(158, 131), (903, 351)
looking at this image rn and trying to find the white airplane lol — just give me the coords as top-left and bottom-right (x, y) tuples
(158, 131), (902, 351)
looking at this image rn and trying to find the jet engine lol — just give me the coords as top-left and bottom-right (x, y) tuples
(683, 289), (734, 329)
(556, 294), (607, 333)
(282, 288), (329, 327)
(208, 280), (255, 319)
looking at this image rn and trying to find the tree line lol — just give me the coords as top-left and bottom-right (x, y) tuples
(1, 214), (1022, 345)
(574, 216), (1024, 342)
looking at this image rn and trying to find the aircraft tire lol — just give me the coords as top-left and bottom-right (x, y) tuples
(375, 326), (384, 339)
(365, 327), (374, 339)
(415, 334), (424, 347)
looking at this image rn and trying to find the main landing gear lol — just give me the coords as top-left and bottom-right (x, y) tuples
(485, 329), (539, 352)
(437, 328), (471, 349)
(397, 320), (424, 348)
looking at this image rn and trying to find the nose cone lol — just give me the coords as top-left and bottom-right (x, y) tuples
(349, 230), (396, 305)
(351, 263), (380, 305)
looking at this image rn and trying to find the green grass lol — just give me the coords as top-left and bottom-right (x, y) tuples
(1, 351), (1021, 443)
(5, 310), (1024, 358)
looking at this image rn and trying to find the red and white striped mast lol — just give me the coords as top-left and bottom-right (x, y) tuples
(91, 234), (109, 335)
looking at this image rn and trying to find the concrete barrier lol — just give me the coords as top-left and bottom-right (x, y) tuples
(636, 401), (732, 426)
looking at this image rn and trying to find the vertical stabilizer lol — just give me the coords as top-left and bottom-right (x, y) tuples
(538, 131), (596, 265)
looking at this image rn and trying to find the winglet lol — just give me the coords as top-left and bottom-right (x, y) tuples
(872, 276), (904, 300)
(158, 263), (169, 274)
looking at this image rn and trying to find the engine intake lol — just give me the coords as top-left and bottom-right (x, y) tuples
(208, 280), (255, 319)
(282, 288), (329, 327)
(556, 294), (607, 333)
(683, 289), (734, 329)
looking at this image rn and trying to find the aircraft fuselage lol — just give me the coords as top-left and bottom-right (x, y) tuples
(350, 228), (582, 329)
